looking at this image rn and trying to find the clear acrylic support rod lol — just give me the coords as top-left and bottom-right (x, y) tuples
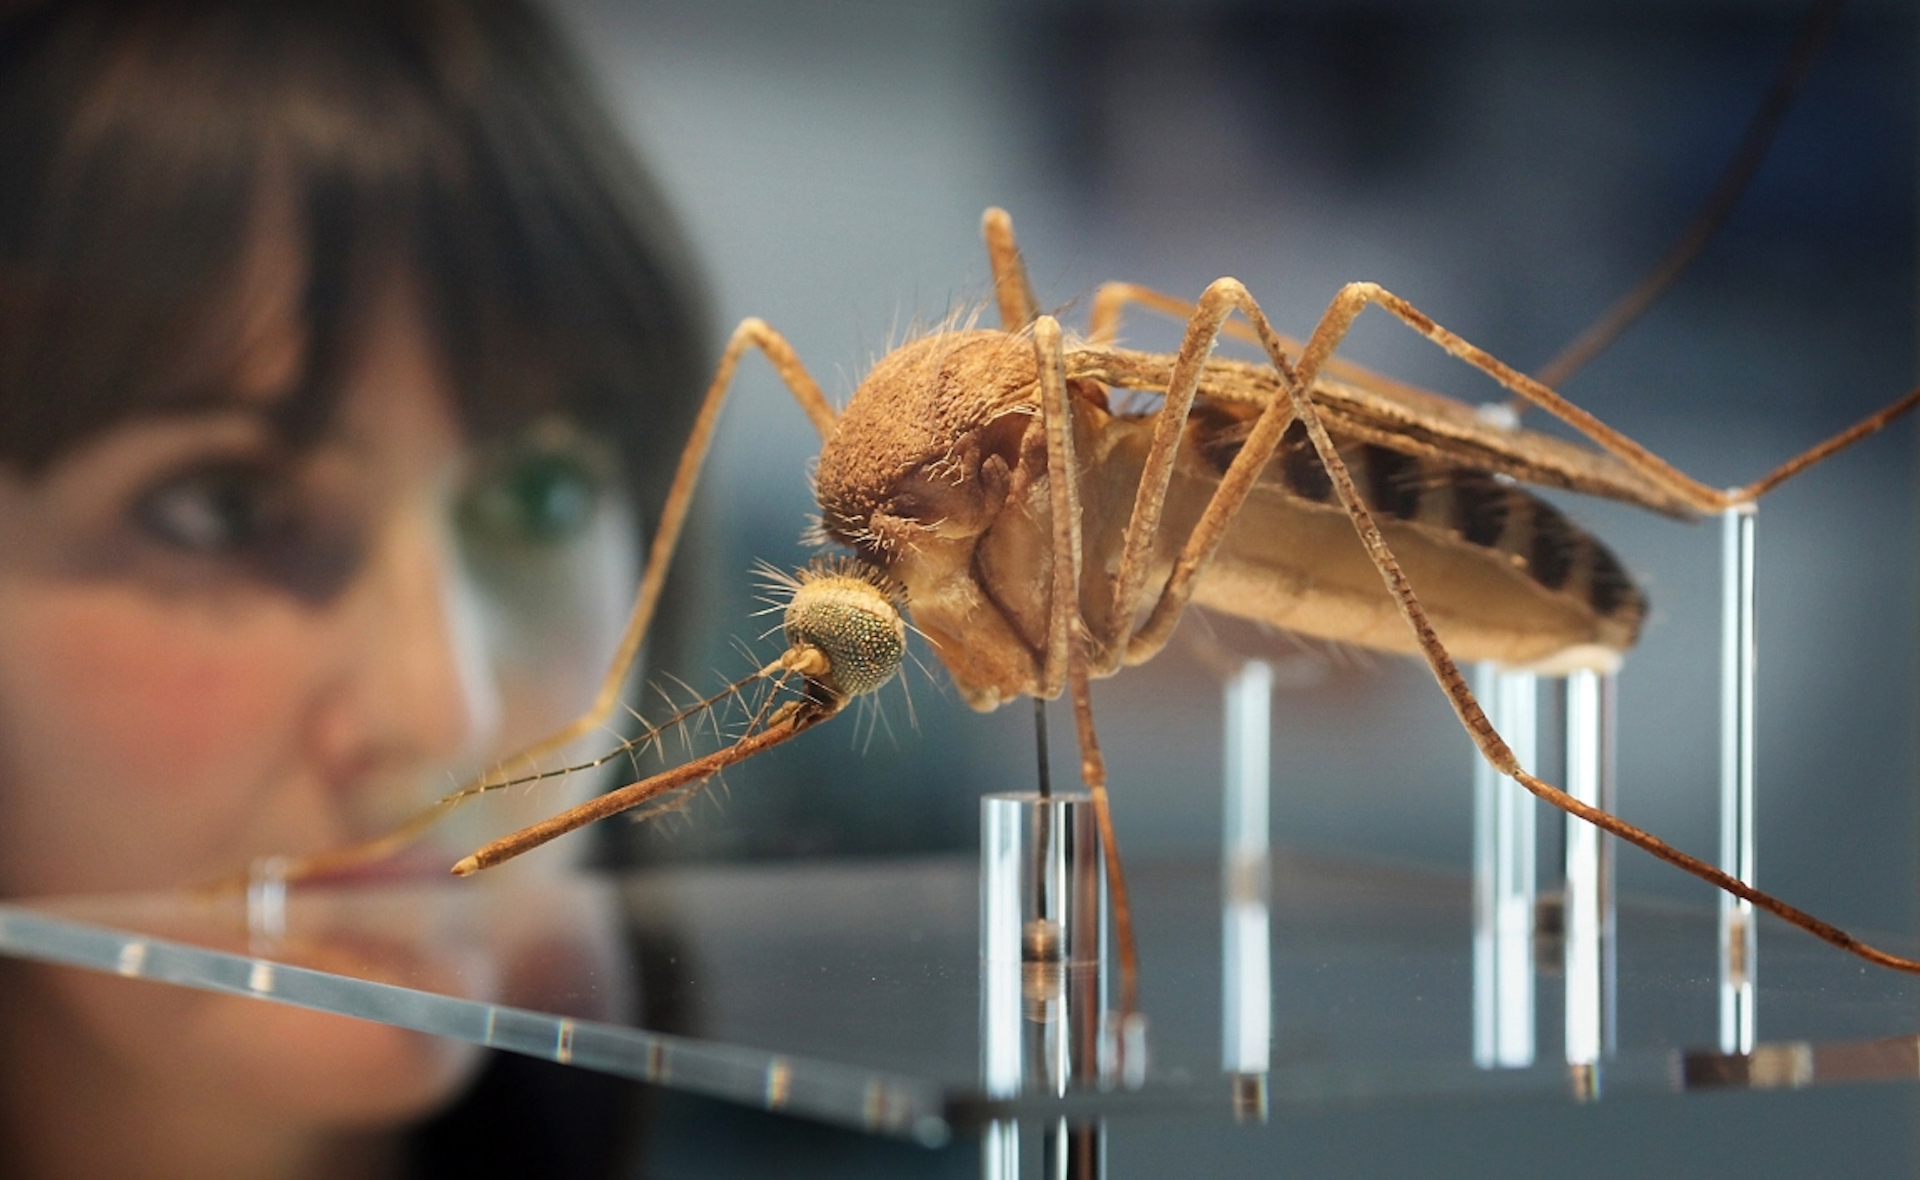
(980, 792), (1106, 1098)
(1473, 664), (1537, 1069)
(1563, 669), (1617, 1093)
(980, 791), (1108, 1180)
(1719, 504), (1758, 1054)
(1221, 660), (1273, 1120)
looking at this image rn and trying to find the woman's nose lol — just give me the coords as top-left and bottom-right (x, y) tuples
(311, 499), (503, 785)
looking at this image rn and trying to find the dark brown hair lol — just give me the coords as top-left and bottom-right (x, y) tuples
(0, 0), (707, 523)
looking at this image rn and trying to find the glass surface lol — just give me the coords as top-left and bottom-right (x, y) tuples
(3, 848), (1919, 1153)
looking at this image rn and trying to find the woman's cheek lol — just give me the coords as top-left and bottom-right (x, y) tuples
(0, 578), (320, 893)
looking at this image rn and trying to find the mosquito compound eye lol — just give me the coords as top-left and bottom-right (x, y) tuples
(782, 559), (908, 698)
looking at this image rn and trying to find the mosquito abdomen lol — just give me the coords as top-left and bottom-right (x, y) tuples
(1086, 416), (1644, 674)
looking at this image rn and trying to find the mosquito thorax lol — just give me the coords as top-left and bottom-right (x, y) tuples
(782, 558), (908, 699)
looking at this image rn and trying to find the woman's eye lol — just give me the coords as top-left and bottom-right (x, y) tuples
(462, 451), (601, 547)
(133, 464), (287, 556)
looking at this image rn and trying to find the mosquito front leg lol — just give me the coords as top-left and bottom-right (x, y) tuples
(1033, 316), (1083, 701)
(1034, 314), (1142, 1017)
(486, 318), (835, 777)
(1279, 359), (1920, 976)
(1301, 283), (1920, 510)
(264, 319), (837, 884)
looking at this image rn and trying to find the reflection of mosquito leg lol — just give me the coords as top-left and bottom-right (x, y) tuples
(1280, 357), (1920, 976)
(1034, 314), (1140, 1017)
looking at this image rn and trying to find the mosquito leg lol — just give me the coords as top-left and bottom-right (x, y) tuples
(1281, 364), (1920, 976)
(1032, 315), (1084, 701)
(1529, 0), (1848, 392)
(983, 207), (1040, 330)
(1299, 283), (1920, 511)
(264, 318), (838, 884)
(1091, 280), (1256, 670)
(1087, 276), (1535, 669)
(1068, 625), (1141, 1016)
(1734, 389), (1920, 500)
(460, 319), (833, 782)
(1034, 313), (1142, 1016)
(1087, 280), (1442, 407)
(1116, 282), (1328, 666)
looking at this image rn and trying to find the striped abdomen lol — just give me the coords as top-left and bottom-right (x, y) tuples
(1081, 415), (1646, 674)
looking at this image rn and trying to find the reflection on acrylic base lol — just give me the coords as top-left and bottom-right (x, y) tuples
(979, 791), (1111, 1179)
(0, 881), (957, 1145)
(1, 855), (1917, 1149)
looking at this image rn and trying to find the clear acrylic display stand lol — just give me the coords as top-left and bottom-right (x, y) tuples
(1472, 665), (1615, 1087)
(1720, 503), (1759, 1054)
(1221, 660), (1274, 1122)
(979, 791), (1108, 1178)
(1473, 665), (1537, 1069)
(1562, 669), (1616, 1097)
(1, 778), (1916, 1163)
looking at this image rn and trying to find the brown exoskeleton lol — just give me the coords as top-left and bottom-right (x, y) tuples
(280, 207), (1920, 1020)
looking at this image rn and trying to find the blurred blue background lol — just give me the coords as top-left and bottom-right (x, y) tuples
(552, 0), (1915, 995)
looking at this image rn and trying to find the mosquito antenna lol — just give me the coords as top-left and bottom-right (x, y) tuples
(461, 665), (784, 795)
(1528, 0), (1848, 394)
(453, 675), (841, 875)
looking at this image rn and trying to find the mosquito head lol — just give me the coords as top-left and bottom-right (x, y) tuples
(780, 557), (908, 700)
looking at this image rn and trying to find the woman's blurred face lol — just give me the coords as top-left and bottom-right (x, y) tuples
(0, 214), (643, 1159)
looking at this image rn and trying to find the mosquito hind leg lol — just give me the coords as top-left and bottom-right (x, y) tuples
(1277, 351), (1920, 977)
(477, 317), (836, 779)
(1095, 271), (1920, 975)
(1298, 282), (1920, 511)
